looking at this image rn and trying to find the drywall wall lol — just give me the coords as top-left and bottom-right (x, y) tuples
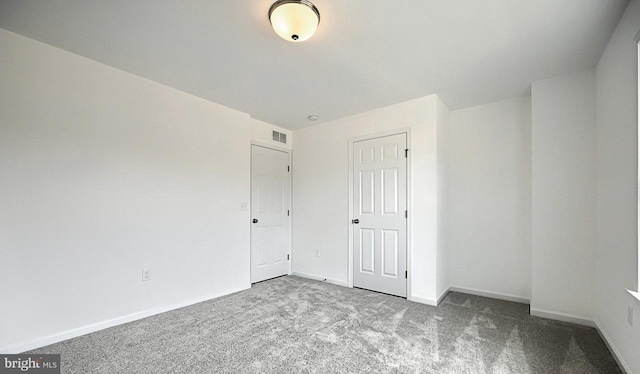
(595, 0), (640, 372)
(531, 70), (597, 322)
(448, 97), (532, 301)
(250, 118), (292, 150)
(292, 95), (448, 304)
(435, 98), (450, 301)
(0, 29), (269, 352)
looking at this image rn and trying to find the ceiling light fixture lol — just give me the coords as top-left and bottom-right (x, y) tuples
(307, 115), (319, 121)
(269, 0), (320, 42)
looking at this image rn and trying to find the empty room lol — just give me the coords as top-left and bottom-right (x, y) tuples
(1, 0), (639, 373)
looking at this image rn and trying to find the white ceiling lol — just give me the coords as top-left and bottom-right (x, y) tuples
(0, 0), (628, 129)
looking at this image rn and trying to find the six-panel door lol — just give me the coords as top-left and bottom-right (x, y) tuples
(353, 133), (407, 297)
(251, 145), (290, 283)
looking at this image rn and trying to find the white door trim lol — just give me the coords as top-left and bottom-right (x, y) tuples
(348, 128), (412, 298)
(251, 140), (290, 154)
(250, 143), (292, 279)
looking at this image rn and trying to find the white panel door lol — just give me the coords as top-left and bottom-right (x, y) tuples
(353, 133), (407, 297)
(251, 145), (290, 283)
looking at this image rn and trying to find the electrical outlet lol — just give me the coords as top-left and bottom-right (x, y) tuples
(315, 249), (320, 257)
(142, 268), (151, 282)
(628, 305), (634, 326)
(239, 202), (248, 211)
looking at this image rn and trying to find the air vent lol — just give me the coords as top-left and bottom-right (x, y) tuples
(272, 131), (287, 144)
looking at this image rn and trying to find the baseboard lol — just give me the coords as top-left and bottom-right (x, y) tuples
(448, 285), (530, 304)
(436, 286), (451, 305)
(594, 319), (631, 374)
(291, 272), (442, 306)
(292, 272), (444, 306)
(290, 271), (349, 288)
(529, 308), (595, 327)
(408, 295), (438, 306)
(0, 284), (251, 354)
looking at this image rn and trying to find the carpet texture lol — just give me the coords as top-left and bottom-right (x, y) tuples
(30, 276), (620, 373)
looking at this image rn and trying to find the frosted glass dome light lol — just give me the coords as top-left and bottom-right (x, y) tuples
(269, 0), (320, 42)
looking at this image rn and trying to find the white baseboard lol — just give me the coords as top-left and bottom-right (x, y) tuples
(292, 272), (443, 307)
(292, 272), (442, 306)
(290, 271), (349, 288)
(529, 308), (595, 328)
(408, 286), (450, 307)
(448, 285), (530, 304)
(408, 295), (438, 306)
(0, 285), (251, 354)
(594, 319), (631, 374)
(436, 287), (450, 305)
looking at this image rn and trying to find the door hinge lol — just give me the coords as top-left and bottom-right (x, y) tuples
(287, 166), (290, 172)
(287, 254), (290, 260)
(287, 210), (290, 216)
(405, 210), (408, 218)
(405, 270), (408, 279)
(405, 149), (409, 158)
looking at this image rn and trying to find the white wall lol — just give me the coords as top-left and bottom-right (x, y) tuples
(448, 97), (532, 300)
(595, 1), (640, 372)
(531, 70), (597, 321)
(0, 29), (278, 352)
(435, 99), (451, 300)
(250, 118), (292, 150)
(292, 95), (448, 304)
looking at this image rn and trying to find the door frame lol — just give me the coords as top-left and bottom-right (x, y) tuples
(347, 128), (412, 298)
(250, 141), (292, 279)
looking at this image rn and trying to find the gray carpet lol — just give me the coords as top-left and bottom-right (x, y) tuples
(29, 276), (620, 373)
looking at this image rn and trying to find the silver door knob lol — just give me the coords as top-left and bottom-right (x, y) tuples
(252, 219), (258, 224)
(352, 219), (359, 224)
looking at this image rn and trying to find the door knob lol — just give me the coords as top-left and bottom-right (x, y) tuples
(252, 219), (258, 224)
(352, 219), (359, 224)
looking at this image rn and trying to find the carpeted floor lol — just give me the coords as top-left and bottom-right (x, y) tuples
(29, 276), (620, 373)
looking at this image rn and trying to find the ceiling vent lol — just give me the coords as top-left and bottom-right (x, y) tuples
(272, 131), (287, 144)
